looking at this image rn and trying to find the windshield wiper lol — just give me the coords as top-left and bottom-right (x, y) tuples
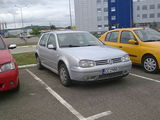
(83, 44), (98, 46)
(61, 45), (80, 48)
(143, 40), (160, 42)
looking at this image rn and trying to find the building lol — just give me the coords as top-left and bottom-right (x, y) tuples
(108, 0), (133, 30)
(74, 0), (160, 32)
(74, 0), (109, 32)
(133, 0), (160, 28)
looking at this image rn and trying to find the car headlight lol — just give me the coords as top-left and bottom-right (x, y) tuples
(79, 60), (96, 68)
(121, 55), (130, 62)
(0, 62), (16, 73)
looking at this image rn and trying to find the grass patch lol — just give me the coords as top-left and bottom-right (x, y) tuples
(13, 52), (36, 66)
(17, 42), (37, 46)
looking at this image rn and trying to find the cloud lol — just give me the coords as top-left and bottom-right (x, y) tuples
(0, 0), (75, 28)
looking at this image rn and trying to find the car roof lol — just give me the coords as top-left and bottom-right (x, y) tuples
(108, 27), (146, 32)
(45, 30), (88, 34)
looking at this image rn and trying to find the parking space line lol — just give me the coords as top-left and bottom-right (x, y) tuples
(130, 73), (160, 83)
(26, 69), (112, 120)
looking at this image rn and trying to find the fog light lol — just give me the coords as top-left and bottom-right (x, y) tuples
(10, 81), (15, 85)
(123, 71), (128, 75)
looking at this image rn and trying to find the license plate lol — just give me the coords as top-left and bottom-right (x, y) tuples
(102, 67), (119, 74)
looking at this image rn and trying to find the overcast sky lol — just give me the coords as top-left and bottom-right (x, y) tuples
(0, 0), (75, 29)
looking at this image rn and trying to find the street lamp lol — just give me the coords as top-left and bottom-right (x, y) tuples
(69, 0), (72, 29)
(15, 5), (24, 32)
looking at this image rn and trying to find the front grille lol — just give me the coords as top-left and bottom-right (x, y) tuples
(95, 57), (122, 66)
(99, 72), (123, 80)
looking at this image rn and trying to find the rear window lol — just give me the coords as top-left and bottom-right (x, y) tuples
(0, 37), (5, 50)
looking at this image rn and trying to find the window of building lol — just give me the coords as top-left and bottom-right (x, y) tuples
(142, 14), (147, 19)
(111, 16), (116, 20)
(111, 0), (115, 3)
(111, 7), (116, 12)
(157, 13), (160, 18)
(104, 24), (108, 28)
(137, 14), (140, 18)
(104, 16), (108, 20)
(103, 0), (108, 3)
(97, 25), (102, 29)
(104, 8), (108, 12)
(97, 16), (102, 21)
(97, 8), (102, 12)
(158, 4), (160, 9)
(137, 6), (140, 10)
(142, 5), (147, 10)
(150, 4), (155, 9)
(97, 0), (101, 4)
(150, 13), (155, 18)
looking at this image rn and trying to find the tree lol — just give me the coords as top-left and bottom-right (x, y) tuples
(50, 25), (56, 30)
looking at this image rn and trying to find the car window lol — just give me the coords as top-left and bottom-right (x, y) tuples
(57, 32), (103, 48)
(134, 29), (160, 42)
(105, 31), (119, 42)
(105, 32), (111, 41)
(39, 34), (49, 47)
(47, 34), (56, 47)
(0, 37), (5, 50)
(120, 31), (136, 44)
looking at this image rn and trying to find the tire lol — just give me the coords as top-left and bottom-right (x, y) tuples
(59, 64), (71, 87)
(142, 55), (159, 73)
(36, 56), (43, 70)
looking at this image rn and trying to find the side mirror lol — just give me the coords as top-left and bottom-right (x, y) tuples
(128, 40), (138, 45)
(8, 44), (17, 49)
(48, 44), (56, 50)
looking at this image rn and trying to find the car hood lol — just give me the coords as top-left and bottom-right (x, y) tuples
(0, 50), (12, 64)
(143, 41), (160, 47)
(60, 45), (127, 60)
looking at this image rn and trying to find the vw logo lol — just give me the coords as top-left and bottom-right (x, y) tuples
(108, 59), (113, 64)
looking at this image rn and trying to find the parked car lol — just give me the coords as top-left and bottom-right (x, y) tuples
(0, 36), (19, 91)
(35, 31), (132, 86)
(99, 28), (160, 73)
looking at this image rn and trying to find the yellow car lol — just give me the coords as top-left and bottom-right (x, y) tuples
(99, 28), (160, 73)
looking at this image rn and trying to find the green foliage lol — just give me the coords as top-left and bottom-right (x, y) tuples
(31, 27), (41, 35)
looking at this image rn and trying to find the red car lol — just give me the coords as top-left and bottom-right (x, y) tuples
(0, 36), (19, 91)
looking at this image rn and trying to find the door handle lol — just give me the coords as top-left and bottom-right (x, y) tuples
(119, 46), (123, 48)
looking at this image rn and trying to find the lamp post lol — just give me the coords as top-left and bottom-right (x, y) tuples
(15, 5), (24, 32)
(69, 0), (72, 29)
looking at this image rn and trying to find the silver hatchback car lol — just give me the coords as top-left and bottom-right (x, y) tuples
(36, 31), (132, 86)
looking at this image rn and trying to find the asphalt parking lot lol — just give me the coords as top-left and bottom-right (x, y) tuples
(0, 65), (160, 120)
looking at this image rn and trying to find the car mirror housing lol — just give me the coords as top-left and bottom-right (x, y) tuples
(48, 44), (56, 50)
(8, 44), (17, 49)
(128, 40), (138, 45)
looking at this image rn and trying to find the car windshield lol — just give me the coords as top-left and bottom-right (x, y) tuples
(0, 37), (5, 50)
(57, 32), (103, 48)
(134, 29), (160, 42)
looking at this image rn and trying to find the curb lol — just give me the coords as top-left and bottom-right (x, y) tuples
(18, 64), (37, 69)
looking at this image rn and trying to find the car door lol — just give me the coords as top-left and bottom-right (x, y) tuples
(104, 31), (120, 48)
(119, 30), (141, 63)
(38, 33), (49, 65)
(46, 33), (59, 71)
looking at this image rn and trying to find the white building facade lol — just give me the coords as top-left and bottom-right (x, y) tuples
(134, 0), (160, 28)
(74, 0), (160, 32)
(74, 0), (109, 32)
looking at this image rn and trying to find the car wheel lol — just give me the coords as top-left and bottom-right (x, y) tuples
(59, 64), (71, 87)
(36, 56), (43, 70)
(142, 55), (158, 73)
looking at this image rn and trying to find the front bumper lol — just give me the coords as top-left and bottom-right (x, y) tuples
(70, 61), (132, 81)
(0, 68), (19, 91)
